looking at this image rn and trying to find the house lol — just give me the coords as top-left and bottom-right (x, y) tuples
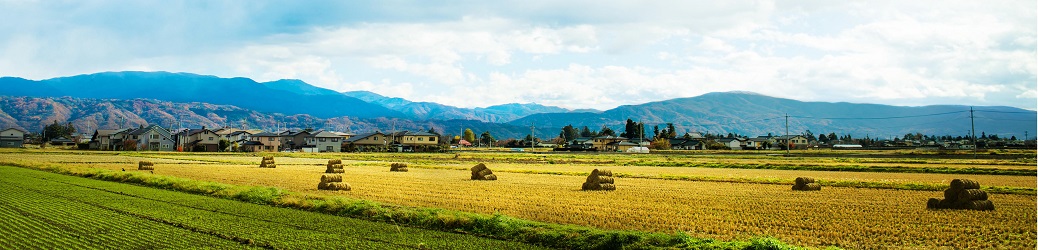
(344, 131), (387, 151)
(774, 135), (809, 149)
(0, 128), (26, 148)
(568, 137), (595, 149)
(226, 131), (253, 150)
(179, 127), (221, 152)
(745, 136), (773, 150)
(310, 131), (343, 152)
(91, 128), (131, 150)
(716, 138), (746, 150)
(590, 135), (628, 151)
(280, 131), (312, 150)
(607, 141), (639, 152)
(332, 132), (354, 140)
(49, 137), (75, 146)
(669, 138), (701, 150)
(249, 132), (282, 152)
(126, 125), (175, 151)
(387, 131), (439, 151)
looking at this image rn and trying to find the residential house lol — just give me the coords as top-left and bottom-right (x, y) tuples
(179, 127), (221, 152)
(280, 131), (312, 150)
(669, 138), (702, 150)
(90, 128), (129, 150)
(745, 136), (774, 150)
(50, 137), (75, 146)
(310, 131), (343, 152)
(249, 132), (282, 152)
(126, 125), (175, 151)
(387, 131), (439, 151)
(607, 141), (639, 152)
(332, 132), (354, 140)
(774, 135), (809, 149)
(590, 135), (628, 151)
(0, 128), (26, 148)
(568, 137), (595, 149)
(226, 131), (253, 150)
(344, 131), (387, 151)
(716, 138), (746, 150)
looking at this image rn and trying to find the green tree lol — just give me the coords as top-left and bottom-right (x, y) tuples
(427, 127), (438, 135)
(651, 136), (671, 150)
(580, 126), (594, 137)
(479, 131), (495, 147)
(42, 121), (75, 142)
(463, 128), (476, 143)
(666, 123), (677, 139)
(218, 139), (230, 152)
(559, 125), (579, 142)
(598, 126), (615, 136)
(621, 119), (644, 138)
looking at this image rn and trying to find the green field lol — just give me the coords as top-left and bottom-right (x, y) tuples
(0, 165), (541, 249)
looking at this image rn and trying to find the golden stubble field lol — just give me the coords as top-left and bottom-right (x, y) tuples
(0, 150), (1034, 249)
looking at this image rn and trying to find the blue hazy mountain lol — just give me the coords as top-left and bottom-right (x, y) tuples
(510, 91), (1036, 138)
(342, 91), (572, 123)
(0, 71), (400, 119)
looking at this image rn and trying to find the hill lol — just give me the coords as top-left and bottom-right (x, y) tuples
(0, 96), (554, 139)
(510, 92), (1036, 138)
(342, 91), (571, 123)
(0, 72), (400, 119)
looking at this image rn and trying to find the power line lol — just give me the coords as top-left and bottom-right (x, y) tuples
(789, 110), (968, 120)
(973, 109), (1037, 114)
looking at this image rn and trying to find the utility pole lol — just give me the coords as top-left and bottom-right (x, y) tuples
(970, 107), (976, 158)
(530, 123), (535, 149)
(785, 113), (789, 156)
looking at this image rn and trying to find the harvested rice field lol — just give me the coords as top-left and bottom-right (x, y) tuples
(0, 149), (1034, 249)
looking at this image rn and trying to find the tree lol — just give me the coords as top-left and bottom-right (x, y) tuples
(559, 125), (579, 142)
(653, 125), (661, 139)
(598, 126), (615, 136)
(650, 136), (670, 150)
(427, 127), (438, 135)
(580, 126), (594, 137)
(818, 134), (829, 144)
(620, 119), (644, 139)
(463, 128), (476, 143)
(479, 131), (495, 147)
(42, 121), (75, 142)
(123, 139), (138, 151)
(1011, 136), (1017, 141)
(666, 123), (677, 139)
(219, 139), (230, 152)
(827, 133), (837, 143)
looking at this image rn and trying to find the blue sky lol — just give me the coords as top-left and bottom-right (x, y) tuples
(1, 1), (1035, 110)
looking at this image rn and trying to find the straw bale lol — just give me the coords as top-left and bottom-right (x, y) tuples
(957, 189), (988, 201)
(950, 179), (980, 190)
(795, 177), (816, 186)
(321, 175), (343, 183)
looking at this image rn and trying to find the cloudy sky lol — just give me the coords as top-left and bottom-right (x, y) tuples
(1, 1), (1035, 110)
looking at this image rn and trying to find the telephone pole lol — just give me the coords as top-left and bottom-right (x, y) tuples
(530, 123), (535, 149)
(970, 107), (976, 158)
(785, 113), (790, 156)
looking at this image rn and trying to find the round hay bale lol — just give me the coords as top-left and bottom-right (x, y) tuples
(326, 168), (345, 174)
(795, 177), (816, 186)
(582, 182), (592, 190)
(597, 176), (614, 184)
(800, 183), (821, 191)
(927, 198), (941, 209)
(950, 179), (980, 190)
(321, 175), (343, 183)
(317, 182), (329, 190)
(957, 189), (988, 201)
(943, 188), (961, 202)
(328, 182), (352, 191)
(471, 163), (488, 173)
(599, 183), (616, 190)
(791, 184), (804, 191)
(598, 169), (613, 177)
(138, 165), (154, 171)
(484, 174), (497, 181)
(478, 169), (494, 176)
(963, 200), (995, 211)
(585, 176), (600, 185)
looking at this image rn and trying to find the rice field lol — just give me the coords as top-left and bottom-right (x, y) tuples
(0, 149), (1034, 249)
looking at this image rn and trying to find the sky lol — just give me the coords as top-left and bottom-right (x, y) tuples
(1, 1), (1035, 111)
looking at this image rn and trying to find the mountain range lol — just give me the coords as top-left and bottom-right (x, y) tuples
(0, 71), (1034, 139)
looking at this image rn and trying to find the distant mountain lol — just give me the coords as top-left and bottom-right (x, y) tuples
(510, 92), (1037, 137)
(342, 91), (572, 123)
(0, 72), (400, 119)
(262, 79), (341, 96)
(0, 96), (555, 139)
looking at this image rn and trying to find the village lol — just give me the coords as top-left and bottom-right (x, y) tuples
(0, 122), (1031, 153)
